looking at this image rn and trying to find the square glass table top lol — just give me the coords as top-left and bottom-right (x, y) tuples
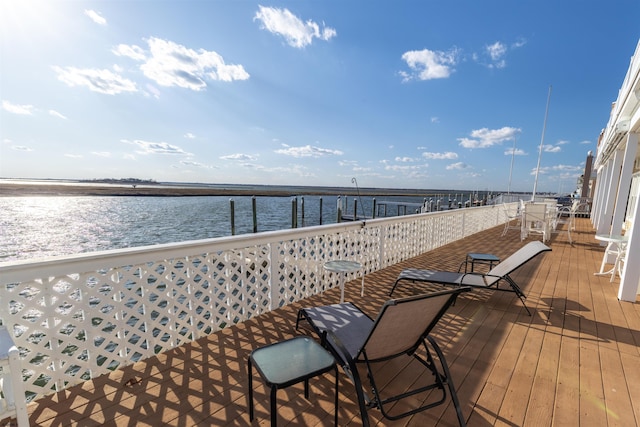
(250, 336), (335, 386)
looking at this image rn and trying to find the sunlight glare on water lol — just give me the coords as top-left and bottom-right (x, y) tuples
(0, 193), (442, 262)
(0, 195), (340, 261)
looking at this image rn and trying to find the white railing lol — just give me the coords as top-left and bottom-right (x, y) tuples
(0, 204), (510, 404)
(0, 326), (29, 426)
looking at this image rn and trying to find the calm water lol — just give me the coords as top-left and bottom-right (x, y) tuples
(1, 194), (458, 261)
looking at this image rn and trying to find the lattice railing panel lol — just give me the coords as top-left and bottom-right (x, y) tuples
(0, 204), (511, 402)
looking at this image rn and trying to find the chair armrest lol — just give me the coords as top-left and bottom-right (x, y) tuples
(322, 329), (356, 367)
(460, 272), (502, 287)
(459, 272), (488, 282)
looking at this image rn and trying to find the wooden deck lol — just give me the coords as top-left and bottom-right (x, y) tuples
(4, 218), (640, 426)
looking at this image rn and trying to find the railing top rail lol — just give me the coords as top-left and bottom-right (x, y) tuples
(0, 205), (500, 283)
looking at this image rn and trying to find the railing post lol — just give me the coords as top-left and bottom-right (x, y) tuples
(353, 198), (358, 221)
(291, 197), (298, 228)
(461, 209), (466, 238)
(0, 326), (30, 427)
(268, 243), (277, 311)
(252, 196), (257, 233)
(229, 198), (236, 236)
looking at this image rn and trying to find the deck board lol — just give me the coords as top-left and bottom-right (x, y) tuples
(2, 217), (639, 427)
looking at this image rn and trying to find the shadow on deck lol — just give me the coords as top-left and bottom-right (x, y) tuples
(6, 218), (640, 426)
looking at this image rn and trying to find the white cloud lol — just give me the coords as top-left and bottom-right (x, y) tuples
(184, 133), (196, 139)
(458, 127), (519, 148)
(477, 38), (526, 69)
(220, 153), (257, 161)
(254, 6), (336, 48)
(505, 148), (527, 156)
(338, 160), (358, 166)
(275, 144), (343, 158)
(486, 42), (507, 68)
(12, 146), (33, 151)
(551, 164), (582, 172)
(446, 162), (468, 170)
(530, 164), (582, 176)
(487, 42), (507, 61)
(49, 110), (67, 119)
(395, 156), (418, 162)
(384, 164), (424, 171)
(121, 139), (190, 155)
(543, 144), (562, 153)
(84, 9), (107, 26)
(400, 47), (460, 81)
(112, 44), (147, 61)
(91, 151), (111, 157)
(512, 38), (527, 49)
(180, 159), (208, 168)
(2, 100), (35, 115)
(64, 154), (83, 158)
(53, 66), (137, 95)
(422, 151), (458, 160)
(127, 37), (250, 90)
(580, 140), (592, 145)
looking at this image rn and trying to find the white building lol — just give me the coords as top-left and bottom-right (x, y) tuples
(591, 39), (640, 301)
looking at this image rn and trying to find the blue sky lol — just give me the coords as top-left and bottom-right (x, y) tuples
(1, 1), (638, 193)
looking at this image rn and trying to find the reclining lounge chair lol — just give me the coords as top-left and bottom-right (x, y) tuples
(296, 288), (469, 427)
(389, 241), (551, 316)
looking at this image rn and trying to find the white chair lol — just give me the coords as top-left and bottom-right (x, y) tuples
(550, 206), (573, 244)
(501, 202), (522, 237)
(521, 202), (549, 242)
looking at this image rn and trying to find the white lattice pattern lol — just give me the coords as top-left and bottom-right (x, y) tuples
(0, 204), (510, 402)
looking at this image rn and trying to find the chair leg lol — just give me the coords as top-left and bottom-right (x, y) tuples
(270, 386), (278, 426)
(389, 278), (403, 296)
(248, 358), (254, 421)
(334, 365), (339, 426)
(295, 309), (303, 329)
(427, 336), (466, 427)
(501, 219), (510, 236)
(348, 360), (371, 427)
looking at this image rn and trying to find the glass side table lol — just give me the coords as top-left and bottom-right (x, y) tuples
(459, 253), (500, 273)
(248, 336), (338, 426)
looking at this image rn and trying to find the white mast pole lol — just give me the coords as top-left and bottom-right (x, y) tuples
(507, 134), (517, 195)
(532, 85), (552, 201)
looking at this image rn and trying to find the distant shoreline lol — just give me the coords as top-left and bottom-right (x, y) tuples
(0, 181), (470, 198)
(0, 183), (312, 197)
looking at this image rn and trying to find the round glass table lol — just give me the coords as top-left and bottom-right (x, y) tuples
(323, 260), (363, 303)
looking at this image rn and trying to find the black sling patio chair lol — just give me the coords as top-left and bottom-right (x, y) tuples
(296, 288), (470, 427)
(389, 241), (552, 316)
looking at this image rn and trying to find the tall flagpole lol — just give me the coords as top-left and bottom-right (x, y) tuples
(532, 85), (552, 200)
(507, 134), (517, 195)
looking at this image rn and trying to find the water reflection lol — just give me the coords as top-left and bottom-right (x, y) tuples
(0, 194), (446, 261)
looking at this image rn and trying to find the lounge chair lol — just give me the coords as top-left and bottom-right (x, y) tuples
(389, 241), (551, 315)
(296, 288), (470, 427)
